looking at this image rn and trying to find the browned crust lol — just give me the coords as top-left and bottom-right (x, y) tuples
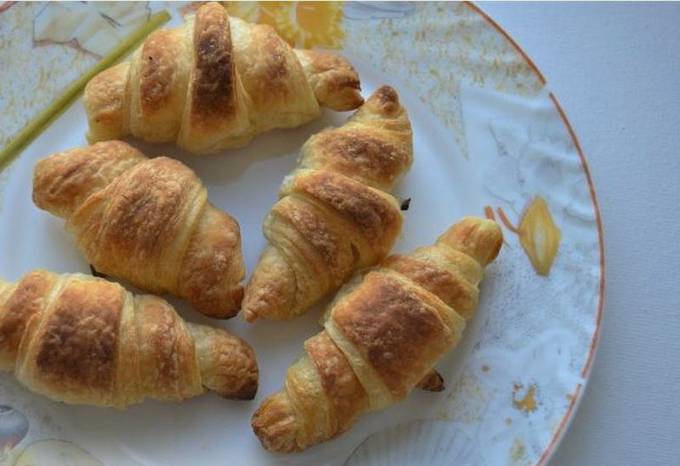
(304, 129), (411, 190)
(0, 271), (55, 366)
(332, 272), (451, 397)
(139, 29), (179, 114)
(289, 170), (402, 252)
(36, 142), (245, 319)
(32, 141), (145, 218)
(136, 297), (185, 396)
(36, 278), (123, 393)
(365, 85), (401, 117)
(1, 270), (256, 407)
(251, 217), (502, 452)
(305, 331), (369, 434)
(411, 245), (483, 286)
(261, 26), (291, 94)
(384, 255), (479, 320)
(80, 157), (198, 271)
(85, 2), (365, 150)
(228, 361), (259, 400)
(270, 197), (349, 281)
(178, 206), (245, 318)
(189, 2), (236, 128)
(244, 86), (412, 322)
(228, 18), (318, 118)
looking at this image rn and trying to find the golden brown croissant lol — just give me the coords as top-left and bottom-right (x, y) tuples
(32, 140), (245, 318)
(0, 270), (258, 408)
(251, 217), (503, 452)
(242, 85), (413, 322)
(84, 2), (363, 153)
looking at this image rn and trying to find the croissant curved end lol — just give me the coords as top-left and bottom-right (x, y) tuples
(438, 217), (504, 267)
(84, 63), (129, 143)
(32, 141), (145, 219)
(294, 49), (363, 111)
(251, 392), (301, 453)
(189, 324), (259, 400)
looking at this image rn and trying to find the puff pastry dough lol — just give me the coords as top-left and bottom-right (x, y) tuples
(33, 141), (245, 318)
(243, 85), (413, 322)
(251, 217), (503, 452)
(0, 270), (258, 408)
(84, 2), (363, 153)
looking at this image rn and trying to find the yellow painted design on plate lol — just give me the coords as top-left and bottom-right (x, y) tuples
(225, 1), (345, 48)
(510, 438), (531, 465)
(518, 197), (562, 276)
(512, 383), (537, 413)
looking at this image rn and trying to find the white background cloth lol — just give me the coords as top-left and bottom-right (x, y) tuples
(481, 2), (680, 465)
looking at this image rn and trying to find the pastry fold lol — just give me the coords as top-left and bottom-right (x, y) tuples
(0, 271), (258, 408)
(251, 217), (503, 452)
(243, 85), (413, 322)
(33, 140), (245, 318)
(84, 2), (363, 153)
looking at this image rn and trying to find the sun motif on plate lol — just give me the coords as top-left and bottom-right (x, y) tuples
(225, 1), (345, 48)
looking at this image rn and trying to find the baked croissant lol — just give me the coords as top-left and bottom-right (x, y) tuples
(84, 1), (363, 154)
(0, 270), (258, 408)
(251, 217), (503, 452)
(243, 85), (413, 322)
(32, 140), (245, 319)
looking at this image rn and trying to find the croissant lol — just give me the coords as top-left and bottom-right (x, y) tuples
(251, 217), (503, 452)
(32, 140), (245, 319)
(242, 85), (413, 322)
(84, 2), (363, 154)
(0, 270), (257, 408)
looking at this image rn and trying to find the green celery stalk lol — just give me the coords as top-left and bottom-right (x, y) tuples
(0, 10), (172, 172)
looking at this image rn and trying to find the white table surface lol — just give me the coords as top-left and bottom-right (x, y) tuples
(480, 2), (680, 465)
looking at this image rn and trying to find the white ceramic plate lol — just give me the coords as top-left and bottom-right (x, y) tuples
(0, 3), (604, 465)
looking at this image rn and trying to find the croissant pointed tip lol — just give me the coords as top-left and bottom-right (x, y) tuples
(365, 85), (401, 116)
(243, 245), (300, 320)
(243, 308), (258, 323)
